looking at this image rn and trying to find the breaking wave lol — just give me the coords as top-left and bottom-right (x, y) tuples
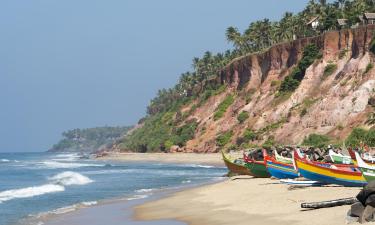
(0, 172), (93, 203)
(0, 184), (65, 203)
(49, 171), (93, 186)
(1, 159), (10, 162)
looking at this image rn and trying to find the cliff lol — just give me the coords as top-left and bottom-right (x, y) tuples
(115, 25), (375, 153)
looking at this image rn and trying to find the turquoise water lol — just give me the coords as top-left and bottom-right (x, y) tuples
(0, 152), (226, 225)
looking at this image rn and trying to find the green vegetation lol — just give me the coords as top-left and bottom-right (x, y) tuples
(323, 63), (337, 79)
(300, 108), (308, 117)
(365, 63), (374, 74)
(279, 44), (321, 93)
(258, 118), (287, 135)
(216, 131), (233, 147)
(243, 129), (257, 142)
(50, 126), (132, 152)
(214, 95), (235, 120)
(302, 133), (331, 148)
(237, 111), (249, 123)
(346, 127), (375, 147)
(262, 136), (276, 149)
(120, 116), (198, 152)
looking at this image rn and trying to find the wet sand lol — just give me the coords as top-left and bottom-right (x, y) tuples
(98, 152), (225, 167)
(136, 178), (361, 225)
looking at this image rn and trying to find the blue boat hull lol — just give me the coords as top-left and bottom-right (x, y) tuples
(298, 168), (366, 187)
(266, 162), (299, 179)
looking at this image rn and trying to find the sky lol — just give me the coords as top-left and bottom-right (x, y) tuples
(0, 0), (311, 152)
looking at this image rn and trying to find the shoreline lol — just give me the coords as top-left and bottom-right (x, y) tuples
(135, 178), (361, 225)
(97, 152), (225, 167)
(38, 178), (226, 225)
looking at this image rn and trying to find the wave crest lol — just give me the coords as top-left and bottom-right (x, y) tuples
(0, 184), (65, 203)
(49, 171), (93, 186)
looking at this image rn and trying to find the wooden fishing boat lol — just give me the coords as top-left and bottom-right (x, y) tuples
(355, 151), (375, 182)
(329, 149), (352, 164)
(221, 151), (253, 176)
(263, 150), (299, 179)
(294, 149), (366, 187)
(274, 150), (293, 164)
(348, 148), (375, 165)
(243, 151), (270, 178)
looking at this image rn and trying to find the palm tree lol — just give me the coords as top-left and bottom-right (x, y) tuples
(225, 26), (242, 50)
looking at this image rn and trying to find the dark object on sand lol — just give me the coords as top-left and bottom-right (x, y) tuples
(301, 197), (358, 209)
(349, 181), (375, 223)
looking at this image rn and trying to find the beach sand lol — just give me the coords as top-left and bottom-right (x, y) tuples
(98, 152), (225, 166)
(135, 178), (361, 225)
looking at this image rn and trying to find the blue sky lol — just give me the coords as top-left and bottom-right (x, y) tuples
(0, 0), (310, 152)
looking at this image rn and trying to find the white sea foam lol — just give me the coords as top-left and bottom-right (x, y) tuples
(48, 171), (93, 186)
(127, 194), (149, 200)
(0, 159), (10, 162)
(182, 180), (191, 184)
(182, 164), (215, 168)
(0, 184), (65, 203)
(81, 201), (98, 206)
(40, 161), (103, 169)
(135, 188), (154, 193)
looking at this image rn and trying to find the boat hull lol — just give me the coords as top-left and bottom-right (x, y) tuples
(266, 160), (299, 179)
(245, 161), (270, 178)
(354, 151), (375, 182)
(294, 151), (366, 187)
(221, 152), (253, 176)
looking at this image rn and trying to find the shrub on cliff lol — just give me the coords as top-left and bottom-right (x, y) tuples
(346, 127), (375, 147)
(278, 44), (320, 94)
(323, 63), (337, 79)
(216, 131), (233, 147)
(237, 111), (249, 123)
(302, 133), (330, 148)
(214, 95), (234, 120)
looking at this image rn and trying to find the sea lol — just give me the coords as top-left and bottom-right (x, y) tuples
(0, 152), (227, 225)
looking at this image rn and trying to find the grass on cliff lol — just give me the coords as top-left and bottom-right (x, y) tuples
(216, 131), (233, 147)
(322, 63), (337, 79)
(346, 127), (375, 147)
(213, 95), (234, 121)
(237, 111), (249, 123)
(302, 133), (331, 148)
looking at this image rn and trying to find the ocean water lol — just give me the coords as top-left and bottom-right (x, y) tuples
(0, 152), (226, 225)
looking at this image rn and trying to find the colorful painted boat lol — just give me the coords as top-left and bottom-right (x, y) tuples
(348, 148), (375, 165)
(263, 150), (299, 179)
(329, 150), (352, 164)
(221, 151), (253, 176)
(355, 151), (375, 182)
(243, 151), (271, 178)
(274, 150), (293, 164)
(294, 149), (366, 187)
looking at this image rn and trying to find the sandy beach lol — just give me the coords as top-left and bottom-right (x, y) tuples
(98, 152), (225, 167)
(135, 178), (361, 225)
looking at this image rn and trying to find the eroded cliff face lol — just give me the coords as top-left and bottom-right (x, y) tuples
(177, 25), (375, 153)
